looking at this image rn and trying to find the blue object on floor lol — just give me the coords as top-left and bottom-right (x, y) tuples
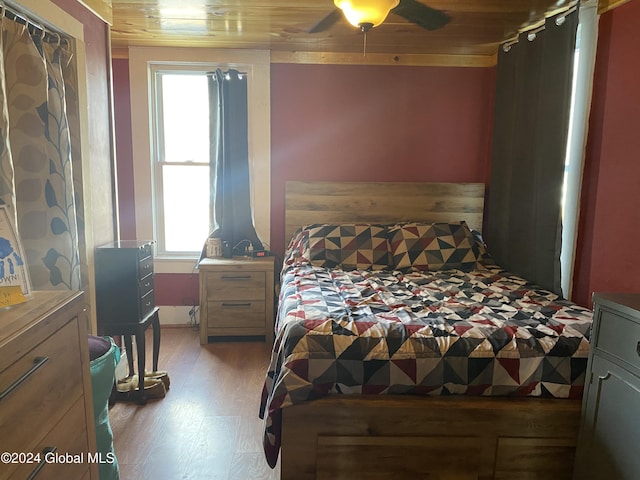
(89, 335), (120, 480)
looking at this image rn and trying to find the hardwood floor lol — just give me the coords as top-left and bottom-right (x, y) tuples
(109, 326), (280, 479)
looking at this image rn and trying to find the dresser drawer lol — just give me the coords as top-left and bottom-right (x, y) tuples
(140, 289), (155, 318)
(0, 320), (84, 465)
(595, 308), (640, 370)
(137, 241), (153, 261)
(206, 271), (266, 300)
(139, 273), (154, 298)
(7, 396), (91, 480)
(138, 255), (154, 279)
(207, 300), (266, 328)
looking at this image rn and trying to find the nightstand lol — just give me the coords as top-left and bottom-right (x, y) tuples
(198, 256), (275, 344)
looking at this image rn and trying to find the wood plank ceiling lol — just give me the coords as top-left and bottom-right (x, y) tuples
(88, 0), (615, 65)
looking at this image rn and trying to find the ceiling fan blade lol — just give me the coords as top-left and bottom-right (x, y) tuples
(392, 0), (450, 30)
(308, 9), (342, 33)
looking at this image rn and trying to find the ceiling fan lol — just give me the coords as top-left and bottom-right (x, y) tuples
(309, 0), (451, 34)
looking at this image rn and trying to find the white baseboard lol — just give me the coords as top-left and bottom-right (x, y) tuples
(157, 305), (199, 326)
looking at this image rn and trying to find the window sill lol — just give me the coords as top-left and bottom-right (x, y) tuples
(154, 256), (200, 274)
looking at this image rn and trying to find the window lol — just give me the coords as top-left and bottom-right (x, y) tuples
(151, 70), (211, 254)
(560, 3), (598, 299)
(128, 48), (271, 272)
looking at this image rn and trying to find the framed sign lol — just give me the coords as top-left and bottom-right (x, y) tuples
(0, 205), (31, 296)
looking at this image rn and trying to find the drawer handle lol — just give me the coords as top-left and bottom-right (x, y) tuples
(27, 446), (56, 480)
(0, 356), (49, 402)
(222, 302), (251, 308)
(637, 341), (640, 357)
(221, 275), (251, 280)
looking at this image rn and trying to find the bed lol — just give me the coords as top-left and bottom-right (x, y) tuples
(259, 181), (592, 480)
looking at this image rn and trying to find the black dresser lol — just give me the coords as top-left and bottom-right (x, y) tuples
(95, 240), (155, 323)
(95, 240), (161, 403)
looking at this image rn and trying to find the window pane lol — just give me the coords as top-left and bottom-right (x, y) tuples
(162, 165), (209, 252)
(160, 73), (210, 163)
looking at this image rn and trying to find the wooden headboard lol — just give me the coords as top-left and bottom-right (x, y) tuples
(285, 181), (485, 243)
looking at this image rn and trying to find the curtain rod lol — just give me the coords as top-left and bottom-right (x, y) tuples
(1, 2), (68, 46)
(501, 2), (579, 52)
(208, 69), (249, 80)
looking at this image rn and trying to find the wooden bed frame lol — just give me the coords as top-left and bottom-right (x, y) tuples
(279, 181), (582, 480)
(285, 181), (485, 243)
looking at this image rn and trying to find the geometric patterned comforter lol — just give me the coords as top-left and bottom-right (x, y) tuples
(259, 263), (593, 468)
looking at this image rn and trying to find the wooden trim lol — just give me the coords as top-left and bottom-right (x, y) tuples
(285, 181), (485, 243)
(77, 0), (113, 25)
(271, 50), (497, 67)
(14, 0), (85, 39)
(115, 48), (496, 67)
(111, 46), (129, 59)
(598, 0), (633, 14)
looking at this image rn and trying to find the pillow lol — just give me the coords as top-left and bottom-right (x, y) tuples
(306, 223), (390, 270)
(470, 229), (497, 267)
(388, 221), (480, 272)
(282, 227), (311, 268)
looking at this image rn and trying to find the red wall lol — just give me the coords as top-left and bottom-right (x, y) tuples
(270, 63), (496, 256)
(89, 2), (640, 308)
(112, 59), (137, 240)
(572, 0), (640, 306)
(112, 61), (496, 305)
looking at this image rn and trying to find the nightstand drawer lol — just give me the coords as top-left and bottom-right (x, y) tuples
(596, 309), (640, 369)
(206, 271), (266, 300)
(0, 320), (84, 461)
(208, 300), (266, 328)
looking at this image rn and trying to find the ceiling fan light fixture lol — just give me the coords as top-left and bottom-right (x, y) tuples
(334, 0), (400, 31)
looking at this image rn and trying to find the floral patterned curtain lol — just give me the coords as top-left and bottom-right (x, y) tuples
(0, 11), (81, 291)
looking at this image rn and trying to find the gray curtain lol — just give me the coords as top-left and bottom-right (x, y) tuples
(486, 8), (578, 296)
(206, 68), (262, 256)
